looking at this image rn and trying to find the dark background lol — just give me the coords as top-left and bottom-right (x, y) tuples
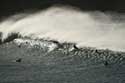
(0, 0), (125, 18)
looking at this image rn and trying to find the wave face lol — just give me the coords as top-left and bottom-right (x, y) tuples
(0, 6), (125, 51)
(0, 37), (125, 83)
(0, 37), (124, 64)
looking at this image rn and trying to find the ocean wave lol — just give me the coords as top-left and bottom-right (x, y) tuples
(0, 6), (125, 51)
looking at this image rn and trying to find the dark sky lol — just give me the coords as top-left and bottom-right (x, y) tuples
(0, 0), (125, 18)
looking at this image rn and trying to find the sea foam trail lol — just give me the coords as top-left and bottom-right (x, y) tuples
(0, 6), (125, 51)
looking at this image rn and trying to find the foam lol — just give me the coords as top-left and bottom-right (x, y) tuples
(0, 6), (125, 51)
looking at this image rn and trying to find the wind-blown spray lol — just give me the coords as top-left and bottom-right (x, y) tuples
(0, 6), (125, 51)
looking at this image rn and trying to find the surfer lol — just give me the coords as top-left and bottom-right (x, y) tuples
(16, 58), (22, 63)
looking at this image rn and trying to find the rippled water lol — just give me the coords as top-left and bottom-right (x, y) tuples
(0, 40), (124, 83)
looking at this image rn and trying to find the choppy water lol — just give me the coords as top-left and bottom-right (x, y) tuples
(0, 40), (125, 83)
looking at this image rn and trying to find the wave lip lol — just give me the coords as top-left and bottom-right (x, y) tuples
(14, 38), (58, 52)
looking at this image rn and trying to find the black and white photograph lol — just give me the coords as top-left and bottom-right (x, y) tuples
(0, 0), (125, 83)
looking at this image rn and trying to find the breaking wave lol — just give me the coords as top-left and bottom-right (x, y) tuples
(0, 5), (125, 51)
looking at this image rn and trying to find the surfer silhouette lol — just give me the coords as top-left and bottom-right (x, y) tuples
(16, 58), (22, 63)
(104, 61), (108, 66)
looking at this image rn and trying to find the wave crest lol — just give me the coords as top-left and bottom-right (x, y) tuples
(0, 6), (125, 51)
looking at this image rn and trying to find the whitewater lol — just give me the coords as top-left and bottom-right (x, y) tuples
(0, 6), (125, 51)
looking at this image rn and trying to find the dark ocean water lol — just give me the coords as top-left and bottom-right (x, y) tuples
(0, 41), (125, 83)
(0, 62), (124, 83)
